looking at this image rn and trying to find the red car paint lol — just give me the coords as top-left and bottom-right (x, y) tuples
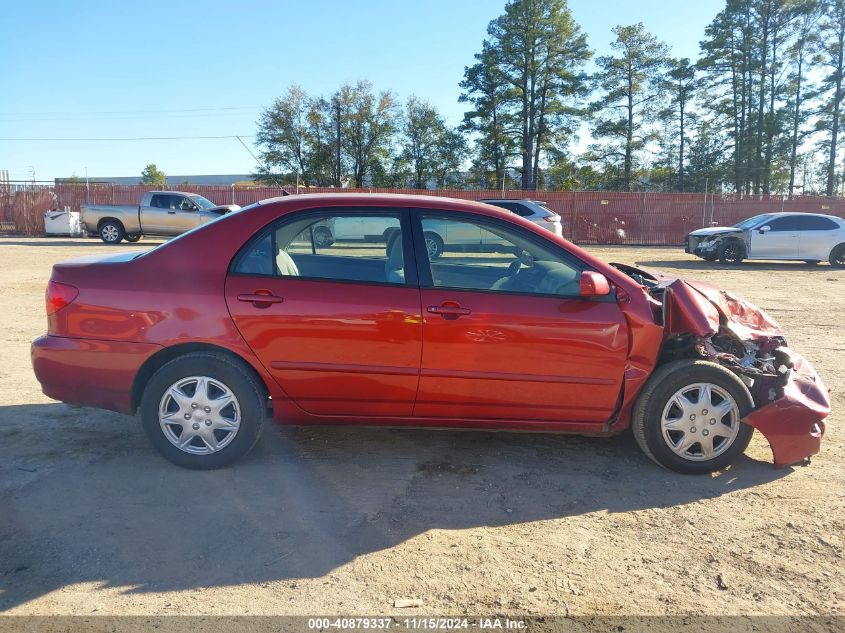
(30, 194), (830, 466)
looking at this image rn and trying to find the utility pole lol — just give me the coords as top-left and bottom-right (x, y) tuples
(333, 96), (342, 188)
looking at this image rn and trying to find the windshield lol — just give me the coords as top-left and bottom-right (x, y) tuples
(189, 195), (217, 210)
(733, 214), (774, 230)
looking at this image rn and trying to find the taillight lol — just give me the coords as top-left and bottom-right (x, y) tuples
(543, 215), (561, 223)
(46, 281), (78, 315)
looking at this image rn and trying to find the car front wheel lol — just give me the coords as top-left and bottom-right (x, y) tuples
(717, 241), (744, 264)
(632, 359), (754, 474)
(140, 352), (266, 469)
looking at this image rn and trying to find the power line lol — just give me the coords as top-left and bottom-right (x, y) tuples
(0, 135), (256, 141)
(0, 106), (259, 116)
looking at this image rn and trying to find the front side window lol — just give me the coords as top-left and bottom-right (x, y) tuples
(767, 216), (802, 232)
(232, 210), (406, 285)
(419, 214), (582, 296)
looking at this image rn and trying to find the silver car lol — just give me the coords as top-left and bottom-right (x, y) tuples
(686, 212), (845, 266)
(480, 199), (564, 237)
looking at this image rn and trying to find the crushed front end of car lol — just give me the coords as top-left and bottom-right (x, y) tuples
(685, 228), (747, 260)
(613, 264), (831, 467)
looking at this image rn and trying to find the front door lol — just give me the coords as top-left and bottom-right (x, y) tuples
(225, 208), (422, 417)
(750, 216), (801, 259)
(412, 211), (628, 423)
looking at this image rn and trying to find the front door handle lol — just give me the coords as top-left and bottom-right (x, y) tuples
(427, 303), (471, 319)
(237, 291), (284, 308)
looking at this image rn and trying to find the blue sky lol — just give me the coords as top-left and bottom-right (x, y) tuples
(0, 0), (723, 181)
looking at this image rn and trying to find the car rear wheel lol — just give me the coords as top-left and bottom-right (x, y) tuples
(125, 233), (141, 243)
(717, 241), (744, 264)
(632, 359), (754, 474)
(424, 231), (444, 259)
(99, 220), (125, 244)
(140, 352), (265, 469)
(829, 243), (845, 267)
(313, 226), (334, 248)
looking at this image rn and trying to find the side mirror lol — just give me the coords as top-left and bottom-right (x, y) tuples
(758, 225), (771, 233)
(579, 271), (611, 297)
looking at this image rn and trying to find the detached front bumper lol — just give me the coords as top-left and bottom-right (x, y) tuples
(743, 348), (830, 467)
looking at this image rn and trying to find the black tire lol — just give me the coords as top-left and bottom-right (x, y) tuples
(313, 226), (334, 248)
(140, 352), (266, 469)
(717, 240), (745, 264)
(424, 231), (444, 259)
(99, 220), (125, 244)
(125, 233), (142, 243)
(631, 359), (755, 474)
(829, 243), (845, 267)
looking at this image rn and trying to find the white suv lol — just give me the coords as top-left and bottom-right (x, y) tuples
(480, 199), (563, 237)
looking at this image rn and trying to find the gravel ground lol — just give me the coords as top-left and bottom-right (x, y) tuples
(0, 237), (842, 617)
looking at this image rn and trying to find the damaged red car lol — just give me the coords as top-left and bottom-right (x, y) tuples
(31, 194), (831, 472)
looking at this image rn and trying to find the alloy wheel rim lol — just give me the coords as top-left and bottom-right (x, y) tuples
(159, 376), (241, 455)
(103, 226), (119, 241)
(426, 238), (438, 258)
(724, 246), (738, 261)
(660, 382), (740, 462)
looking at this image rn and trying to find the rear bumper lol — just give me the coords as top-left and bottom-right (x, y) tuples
(743, 348), (830, 467)
(31, 335), (161, 414)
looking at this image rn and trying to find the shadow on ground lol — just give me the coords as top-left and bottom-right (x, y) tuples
(0, 403), (789, 610)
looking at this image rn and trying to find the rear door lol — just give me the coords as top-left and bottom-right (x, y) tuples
(412, 210), (628, 423)
(796, 215), (842, 260)
(749, 216), (801, 258)
(225, 207), (422, 417)
(141, 194), (176, 233)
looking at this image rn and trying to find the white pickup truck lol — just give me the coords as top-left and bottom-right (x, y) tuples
(80, 191), (240, 243)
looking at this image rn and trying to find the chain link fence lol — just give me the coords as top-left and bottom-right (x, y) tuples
(2, 183), (844, 244)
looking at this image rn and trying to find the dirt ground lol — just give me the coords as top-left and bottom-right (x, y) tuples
(0, 236), (842, 618)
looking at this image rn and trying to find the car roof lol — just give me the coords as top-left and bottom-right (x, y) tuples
(148, 190), (202, 197)
(758, 211), (842, 220)
(253, 192), (514, 218)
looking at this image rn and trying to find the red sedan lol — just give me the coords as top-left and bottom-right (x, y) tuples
(31, 194), (830, 472)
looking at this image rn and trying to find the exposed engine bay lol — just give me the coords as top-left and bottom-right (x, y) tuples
(611, 262), (830, 466)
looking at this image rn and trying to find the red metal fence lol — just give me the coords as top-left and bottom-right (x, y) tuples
(2, 183), (845, 244)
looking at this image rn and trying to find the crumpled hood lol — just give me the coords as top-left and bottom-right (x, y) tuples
(688, 226), (744, 237)
(616, 263), (784, 340)
(681, 279), (783, 339)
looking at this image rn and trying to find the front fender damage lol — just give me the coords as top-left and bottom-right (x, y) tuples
(662, 279), (831, 466)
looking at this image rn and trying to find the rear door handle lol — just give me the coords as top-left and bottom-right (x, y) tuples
(237, 292), (284, 308)
(427, 304), (471, 318)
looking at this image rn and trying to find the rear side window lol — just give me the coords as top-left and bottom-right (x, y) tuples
(799, 216), (839, 231)
(231, 210), (408, 285)
(149, 194), (169, 209)
(487, 201), (533, 217)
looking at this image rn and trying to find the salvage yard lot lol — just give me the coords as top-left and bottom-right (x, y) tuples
(0, 236), (843, 616)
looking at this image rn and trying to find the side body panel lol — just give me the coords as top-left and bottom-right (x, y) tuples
(225, 276), (423, 417)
